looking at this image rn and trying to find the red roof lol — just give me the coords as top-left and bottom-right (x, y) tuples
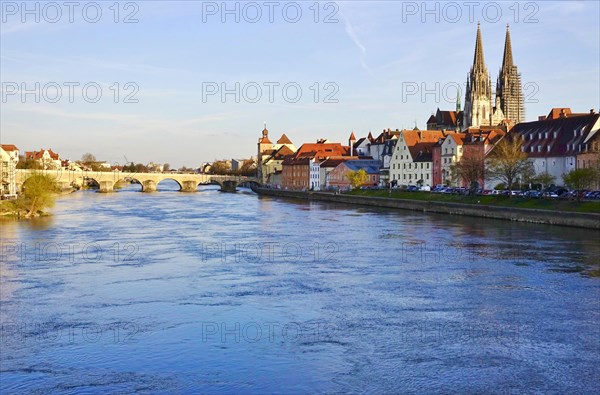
(276, 134), (293, 145)
(512, 113), (600, 158)
(25, 149), (60, 160)
(266, 145), (295, 161)
(400, 130), (446, 161)
(349, 132), (356, 141)
(1, 144), (19, 152)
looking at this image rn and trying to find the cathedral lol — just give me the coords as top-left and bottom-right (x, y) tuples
(463, 23), (524, 130)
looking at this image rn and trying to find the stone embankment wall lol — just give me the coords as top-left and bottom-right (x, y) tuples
(255, 188), (600, 230)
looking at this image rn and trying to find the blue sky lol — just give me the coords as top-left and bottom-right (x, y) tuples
(1, 1), (599, 168)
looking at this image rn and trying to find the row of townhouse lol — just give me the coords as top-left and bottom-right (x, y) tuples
(255, 107), (599, 192)
(282, 140), (352, 190)
(389, 108), (599, 190)
(512, 108), (600, 184)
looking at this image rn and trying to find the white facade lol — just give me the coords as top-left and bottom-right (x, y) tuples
(389, 134), (434, 187)
(1, 146), (19, 197)
(530, 156), (576, 184)
(440, 136), (463, 185)
(310, 159), (320, 190)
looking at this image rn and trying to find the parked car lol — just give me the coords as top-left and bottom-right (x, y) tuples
(542, 191), (558, 198)
(407, 185), (419, 192)
(524, 190), (541, 198)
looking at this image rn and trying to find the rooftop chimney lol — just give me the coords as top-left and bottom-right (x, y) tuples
(538, 116), (547, 121)
(591, 109), (596, 114)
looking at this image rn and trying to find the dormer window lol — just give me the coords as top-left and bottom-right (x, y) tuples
(553, 131), (558, 139)
(547, 145), (551, 152)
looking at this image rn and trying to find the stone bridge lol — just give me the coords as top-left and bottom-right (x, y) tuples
(16, 169), (260, 193)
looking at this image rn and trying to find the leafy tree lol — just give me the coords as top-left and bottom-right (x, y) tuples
(210, 160), (231, 175)
(134, 163), (148, 173)
(81, 153), (96, 163)
(18, 173), (60, 217)
(122, 163), (136, 173)
(563, 168), (598, 201)
(163, 163), (170, 172)
(450, 156), (484, 194)
(526, 172), (556, 190)
(240, 159), (257, 176)
(16, 156), (42, 170)
(485, 136), (534, 197)
(347, 169), (369, 189)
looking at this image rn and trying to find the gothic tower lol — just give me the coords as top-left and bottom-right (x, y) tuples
(496, 24), (524, 124)
(463, 23), (494, 130)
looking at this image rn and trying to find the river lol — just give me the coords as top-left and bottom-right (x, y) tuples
(1, 180), (599, 394)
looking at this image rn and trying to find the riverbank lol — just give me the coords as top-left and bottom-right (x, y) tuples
(255, 188), (600, 230)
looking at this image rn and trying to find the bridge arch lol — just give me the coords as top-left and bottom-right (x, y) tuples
(156, 178), (184, 192)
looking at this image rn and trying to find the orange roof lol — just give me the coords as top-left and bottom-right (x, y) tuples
(400, 130), (446, 160)
(259, 136), (272, 144)
(349, 131), (356, 141)
(267, 145), (295, 161)
(276, 133), (293, 145)
(448, 133), (466, 145)
(25, 149), (59, 160)
(1, 144), (19, 151)
(291, 142), (349, 161)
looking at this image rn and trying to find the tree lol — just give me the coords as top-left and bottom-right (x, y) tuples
(210, 160), (231, 175)
(81, 153), (96, 163)
(134, 163), (148, 173)
(240, 159), (257, 176)
(526, 172), (556, 190)
(347, 169), (369, 189)
(16, 156), (42, 170)
(562, 168), (598, 201)
(163, 163), (170, 172)
(485, 136), (534, 197)
(450, 156), (484, 194)
(18, 173), (60, 217)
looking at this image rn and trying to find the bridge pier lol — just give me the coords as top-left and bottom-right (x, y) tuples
(98, 181), (114, 193)
(180, 181), (198, 193)
(142, 180), (157, 192)
(220, 181), (237, 193)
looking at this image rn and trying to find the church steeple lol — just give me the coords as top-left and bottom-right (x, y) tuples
(473, 22), (486, 71)
(463, 23), (494, 130)
(497, 24), (524, 124)
(501, 24), (514, 70)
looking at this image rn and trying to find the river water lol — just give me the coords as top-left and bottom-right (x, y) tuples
(1, 181), (599, 394)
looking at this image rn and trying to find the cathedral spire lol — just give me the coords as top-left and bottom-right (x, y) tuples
(502, 24), (514, 70)
(473, 22), (486, 71)
(496, 24), (524, 124)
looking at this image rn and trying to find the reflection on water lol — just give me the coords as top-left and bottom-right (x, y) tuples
(1, 180), (599, 394)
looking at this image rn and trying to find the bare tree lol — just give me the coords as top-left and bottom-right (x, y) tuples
(81, 153), (96, 163)
(449, 156), (484, 194)
(485, 136), (534, 196)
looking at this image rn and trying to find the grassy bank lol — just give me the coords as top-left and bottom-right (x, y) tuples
(347, 190), (600, 214)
